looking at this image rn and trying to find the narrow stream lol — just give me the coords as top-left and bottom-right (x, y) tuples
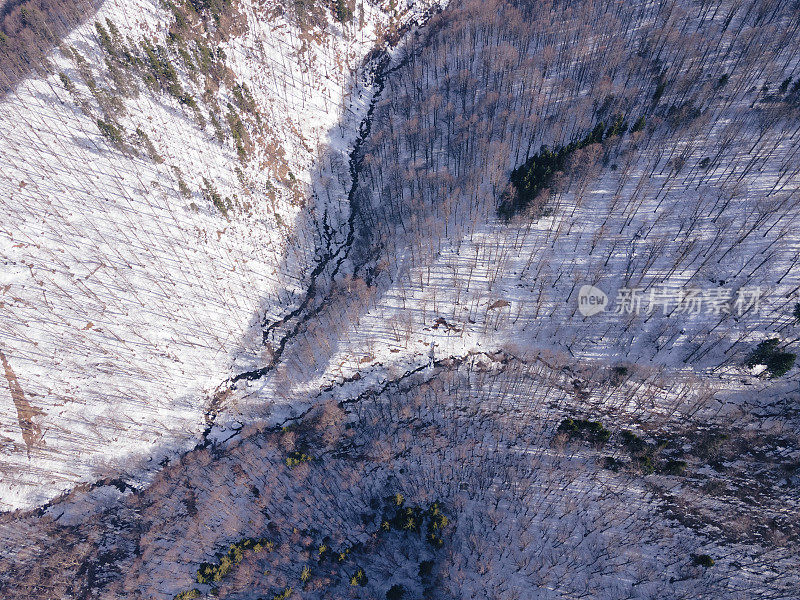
(228, 5), (439, 388)
(230, 50), (392, 385)
(198, 8), (441, 440)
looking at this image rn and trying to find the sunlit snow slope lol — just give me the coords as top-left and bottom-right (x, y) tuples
(0, 0), (411, 510)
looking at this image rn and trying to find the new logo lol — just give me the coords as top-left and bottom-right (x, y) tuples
(577, 285), (608, 317)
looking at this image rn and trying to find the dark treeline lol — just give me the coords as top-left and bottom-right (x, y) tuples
(499, 115), (636, 218)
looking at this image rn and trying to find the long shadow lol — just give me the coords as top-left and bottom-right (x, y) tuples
(208, 6), (443, 424)
(230, 48), (392, 385)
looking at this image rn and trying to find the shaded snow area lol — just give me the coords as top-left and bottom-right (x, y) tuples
(0, 0), (426, 508)
(0, 0), (799, 598)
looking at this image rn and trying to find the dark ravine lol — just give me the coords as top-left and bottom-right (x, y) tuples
(233, 55), (421, 381)
(0, 4), (442, 519)
(199, 6), (443, 434)
(193, 51), (393, 442)
(230, 48), (391, 385)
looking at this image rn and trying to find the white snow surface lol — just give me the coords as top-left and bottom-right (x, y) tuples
(0, 0), (418, 510)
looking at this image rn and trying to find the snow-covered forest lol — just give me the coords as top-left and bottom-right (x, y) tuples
(0, 0), (799, 598)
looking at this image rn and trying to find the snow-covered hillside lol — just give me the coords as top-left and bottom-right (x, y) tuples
(0, 0), (427, 509)
(0, 0), (798, 598)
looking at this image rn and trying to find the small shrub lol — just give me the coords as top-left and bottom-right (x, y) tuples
(419, 560), (434, 578)
(791, 79), (800, 99)
(637, 455), (655, 475)
(197, 537), (270, 584)
(397, 506), (423, 532)
(285, 450), (313, 468)
(693, 431), (729, 460)
(746, 338), (796, 378)
(171, 6), (189, 30)
(58, 72), (75, 92)
(425, 502), (449, 548)
(350, 568), (368, 586)
(202, 178), (231, 217)
(620, 431), (658, 473)
(693, 554), (714, 568)
(604, 113), (627, 138)
(557, 418), (611, 445)
(630, 115), (646, 133)
(105, 18), (122, 40)
(334, 0), (353, 22)
(300, 565), (311, 583)
(653, 78), (667, 102)
(136, 127), (164, 163)
(602, 456), (625, 471)
(96, 118), (124, 146)
(620, 430), (647, 453)
(210, 112), (226, 142)
(95, 21), (115, 56)
(272, 587), (292, 600)
(609, 365), (629, 386)
(178, 46), (195, 71)
(140, 38), (179, 89)
(174, 167), (192, 198)
(174, 590), (201, 600)
(662, 459), (687, 476)
(232, 82), (258, 116)
(226, 103), (249, 161)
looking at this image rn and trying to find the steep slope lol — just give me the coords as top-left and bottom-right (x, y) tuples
(210, 0), (800, 465)
(0, 0), (430, 509)
(0, 0), (798, 599)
